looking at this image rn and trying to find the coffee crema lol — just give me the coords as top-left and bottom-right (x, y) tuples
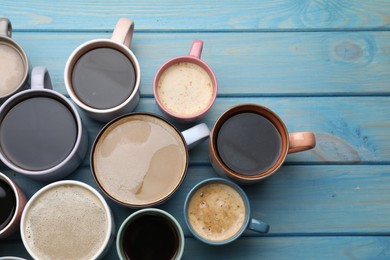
(187, 182), (246, 242)
(93, 114), (187, 206)
(72, 47), (136, 109)
(0, 179), (16, 230)
(0, 44), (25, 97)
(157, 61), (214, 116)
(23, 184), (109, 260)
(217, 112), (282, 175)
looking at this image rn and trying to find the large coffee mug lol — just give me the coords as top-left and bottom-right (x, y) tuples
(20, 180), (114, 259)
(209, 104), (316, 184)
(0, 172), (26, 239)
(0, 67), (88, 181)
(0, 18), (30, 103)
(64, 18), (141, 122)
(116, 208), (184, 260)
(91, 112), (210, 208)
(153, 39), (217, 122)
(184, 177), (270, 245)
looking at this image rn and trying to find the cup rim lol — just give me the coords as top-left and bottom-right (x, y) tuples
(209, 104), (289, 181)
(153, 55), (217, 122)
(0, 36), (29, 99)
(90, 112), (189, 208)
(64, 38), (141, 114)
(20, 180), (113, 260)
(0, 88), (85, 177)
(116, 208), (185, 260)
(184, 177), (250, 245)
(0, 172), (20, 236)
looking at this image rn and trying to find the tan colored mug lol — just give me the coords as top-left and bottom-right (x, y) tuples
(209, 104), (315, 184)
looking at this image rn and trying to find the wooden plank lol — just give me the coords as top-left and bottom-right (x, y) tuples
(1, 0), (390, 30)
(10, 31), (390, 96)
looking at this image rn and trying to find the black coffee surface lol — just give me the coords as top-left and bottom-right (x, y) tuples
(0, 179), (16, 230)
(122, 214), (179, 260)
(72, 47), (136, 109)
(0, 97), (77, 171)
(217, 112), (282, 175)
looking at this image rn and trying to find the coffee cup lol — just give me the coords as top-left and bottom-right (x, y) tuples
(153, 39), (217, 122)
(0, 18), (30, 103)
(0, 172), (26, 239)
(117, 208), (184, 260)
(209, 104), (316, 184)
(0, 67), (88, 181)
(91, 112), (210, 208)
(184, 177), (269, 245)
(64, 18), (141, 122)
(20, 180), (114, 260)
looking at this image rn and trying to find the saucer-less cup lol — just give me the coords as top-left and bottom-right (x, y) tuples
(64, 18), (141, 122)
(0, 172), (26, 239)
(153, 39), (217, 122)
(184, 177), (270, 245)
(117, 208), (184, 260)
(91, 112), (210, 208)
(20, 180), (114, 260)
(0, 18), (30, 103)
(0, 67), (88, 181)
(209, 104), (316, 184)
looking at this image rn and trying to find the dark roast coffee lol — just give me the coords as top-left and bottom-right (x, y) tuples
(0, 179), (16, 230)
(0, 96), (77, 171)
(217, 112), (282, 175)
(122, 214), (179, 260)
(72, 47), (136, 109)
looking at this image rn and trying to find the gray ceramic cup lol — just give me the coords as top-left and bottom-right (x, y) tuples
(0, 18), (30, 103)
(0, 67), (88, 181)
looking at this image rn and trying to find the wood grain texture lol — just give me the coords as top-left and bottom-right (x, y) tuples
(1, 0), (390, 30)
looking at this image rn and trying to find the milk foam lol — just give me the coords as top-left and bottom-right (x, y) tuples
(157, 62), (214, 116)
(0, 44), (25, 97)
(23, 185), (108, 260)
(187, 183), (246, 241)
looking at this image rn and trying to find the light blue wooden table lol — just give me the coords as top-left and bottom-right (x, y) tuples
(1, 1), (390, 259)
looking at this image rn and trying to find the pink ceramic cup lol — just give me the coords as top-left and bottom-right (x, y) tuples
(153, 40), (217, 123)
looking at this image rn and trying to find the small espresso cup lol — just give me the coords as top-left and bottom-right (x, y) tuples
(184, 177), (270, 245)
(0, 18), (30, 103)
(209, 104), (316, 184)
(0, 172), (26, 239)
(20, 180), (114, 260)
(117, 208), (184, 260)
(91, 112), (210, 208)
(0, 67), (88, 181)
(65, 18), (141, 122)
(153, 39), (217, 122)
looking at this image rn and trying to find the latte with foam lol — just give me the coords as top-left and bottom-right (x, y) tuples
(22, 183), (110, 260)
(0, 44), (25, 97)
(156, 62), (214, 116)
(186, 182), (246, 242)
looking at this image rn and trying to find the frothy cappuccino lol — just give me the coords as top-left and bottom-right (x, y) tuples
(156, 62), (214, 116)
(187, 182), (246, 242)
(0, 44), (25, 97)
(22, 182), (110, 260)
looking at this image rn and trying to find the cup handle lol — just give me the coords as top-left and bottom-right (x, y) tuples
(248, 218), (270, 233)
(188, 39), (203, 58)
(0, 18), (12, 37)
(111, 18), (134, 48)
(31, 67), (53, 90)
(181, 123), (210, 150)
(288, 132), (316, 154)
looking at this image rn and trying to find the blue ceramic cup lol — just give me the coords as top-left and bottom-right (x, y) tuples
(184, 177), (269, 245)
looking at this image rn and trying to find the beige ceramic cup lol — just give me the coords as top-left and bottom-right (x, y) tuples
(209, 104), (316, 184)
(0, 18), (30, 103)
(64, 18), (141, 122)
(0, 172), (26, 239)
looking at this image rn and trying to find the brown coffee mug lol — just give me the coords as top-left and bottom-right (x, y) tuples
(209, 104), (316, 184)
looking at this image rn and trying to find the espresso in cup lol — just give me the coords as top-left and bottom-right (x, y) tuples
(0, 178), (16, 231)
(21, 181), (113, 260)
(92, 113), (209, 208)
